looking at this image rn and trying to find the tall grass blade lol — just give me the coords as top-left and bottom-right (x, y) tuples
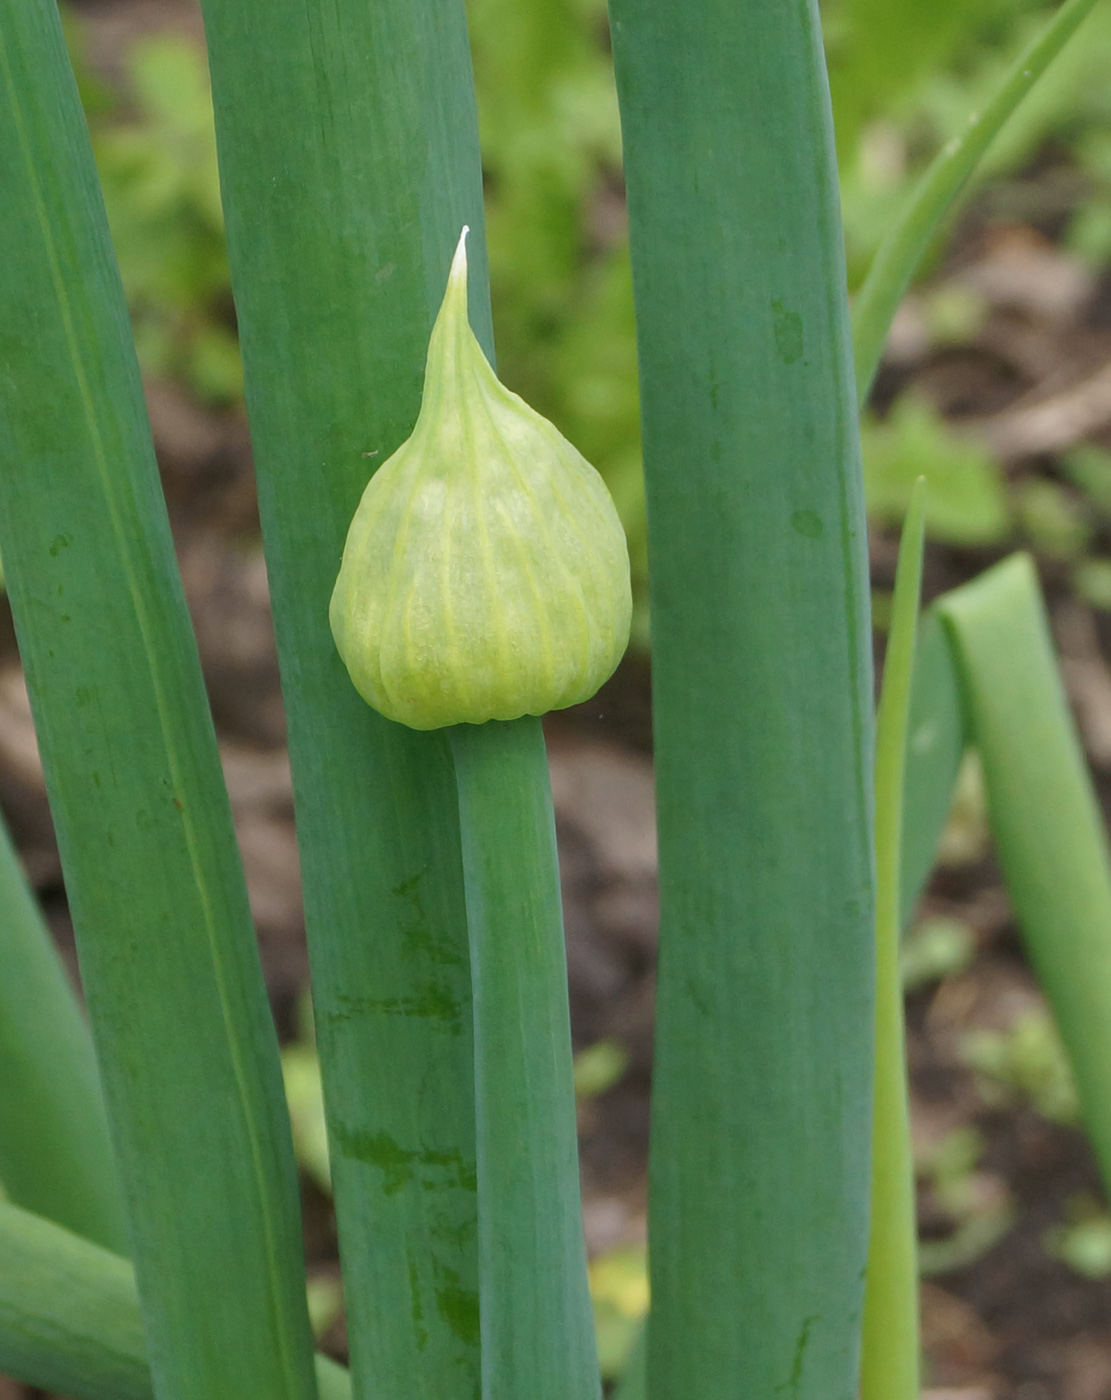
(0, 7), (317, 1400)
(861, 480), (926, 1400)
(449, 718), (600, 1400)
(608, 3), (876, 1397)
(900, 609), (968, 923)
(938, 554), (1111, 1197)
(196, 4), (489, 1395)
(0, 1202), (351, 1400)
(0, 816), (125, 1251)
(852, 0), (1103, 403)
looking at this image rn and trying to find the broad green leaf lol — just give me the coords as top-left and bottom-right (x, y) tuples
(608, 2), (875, 1396)
(0, 6), (317, 1398)
(196, 2), (488, 1394)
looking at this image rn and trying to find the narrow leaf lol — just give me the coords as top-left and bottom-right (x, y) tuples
(861, 479), (926, 1400)
(900, 608), (967, 924)
(0, 7), (317, 1399)
(607, 2), (876, 1396)
(852, 0), (1104, 404)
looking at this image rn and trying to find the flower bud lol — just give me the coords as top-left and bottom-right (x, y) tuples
(330, 228), (632, 730)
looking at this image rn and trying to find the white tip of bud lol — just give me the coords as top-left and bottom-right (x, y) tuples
(449, 225), (470, 284)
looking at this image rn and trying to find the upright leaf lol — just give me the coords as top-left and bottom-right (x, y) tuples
(900, 608), (967, 923)
(607, 2), (876, 1396)
(861, 481), (926, 1400)
(0, 7), (317, 1400)
(196, 3), (489, 1395)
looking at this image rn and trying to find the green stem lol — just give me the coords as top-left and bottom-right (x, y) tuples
(0, 814), (125, 1251)
(448, 717), (600, 1400)
(852, 0), (1104, 404)
(861, 479), (926, 1400)
(0, 1201), (350, 1400)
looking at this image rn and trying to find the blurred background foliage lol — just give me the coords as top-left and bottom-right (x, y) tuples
(65, 12), (238, 402)
(61, 0), (1111, 636)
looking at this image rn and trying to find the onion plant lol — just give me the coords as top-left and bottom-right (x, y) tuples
(1, 0), (1110, 1398)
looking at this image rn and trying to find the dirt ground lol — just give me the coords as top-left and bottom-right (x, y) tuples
(11, 5), (1111, 1399)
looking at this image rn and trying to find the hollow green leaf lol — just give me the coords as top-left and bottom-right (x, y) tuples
(195, 4), (488, 1395)
(0, 1201), (350, 1400)
(0, 7), (317, 1400)
(607, 2), (875, 1396)
(938, 554), (1111, 1200)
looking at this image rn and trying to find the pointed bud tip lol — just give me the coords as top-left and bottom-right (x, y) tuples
(449, 226), (470, 285)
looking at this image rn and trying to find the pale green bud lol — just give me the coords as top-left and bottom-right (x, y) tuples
(329, 229), (632, 731)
